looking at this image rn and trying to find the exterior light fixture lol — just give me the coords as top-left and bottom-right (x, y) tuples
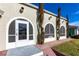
(48, 16), (52, 20)
(62, 20), (64, 23)
(19, 7), (24, 14)
(0, 9), (4, 18)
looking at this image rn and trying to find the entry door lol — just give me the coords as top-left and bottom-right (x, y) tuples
(16, 20), (29, 47)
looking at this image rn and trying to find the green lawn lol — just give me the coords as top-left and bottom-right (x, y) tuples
(52, 39), (79, 56)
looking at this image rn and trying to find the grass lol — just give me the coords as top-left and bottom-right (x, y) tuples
(52, 39), (79, 56)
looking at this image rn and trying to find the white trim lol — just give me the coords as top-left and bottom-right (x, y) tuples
(44, 22), (55, 37)
(60, 26), (66, 40)
(44, 22), (55, 31)
(60, 36), (66, 40)
(6, 17), (35, 50)
(44, 22), (55, 42)
(16, 20), (29, 47)
(45, 38), (56, 43)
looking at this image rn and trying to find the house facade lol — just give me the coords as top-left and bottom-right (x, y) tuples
(69, 25), (79, 37)
(0, 3), (68, 51)
(77, 26), (79, 35)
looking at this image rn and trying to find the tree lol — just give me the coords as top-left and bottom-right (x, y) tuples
(37, 3), (44, 44)
(56, 8), (61, 40)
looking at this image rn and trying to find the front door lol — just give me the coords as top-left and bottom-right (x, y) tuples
(6, 19), (34, 50)
(16, 20), (29, 47)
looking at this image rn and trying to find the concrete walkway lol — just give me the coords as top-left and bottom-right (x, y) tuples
(0, 38), (73, 56)
(36, 38), (73, 56)
(0, 45), (43, 56)
(6, 45), (43, 56)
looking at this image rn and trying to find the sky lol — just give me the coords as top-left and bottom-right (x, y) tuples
(32, 3), (79, 26)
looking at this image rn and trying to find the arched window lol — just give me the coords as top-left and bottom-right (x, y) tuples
(29, 22), (33, 40)
(60, 26), (65, 36)
(8, 19), (33, 43)
(8, 20), (15, 42)
(45, 24), (54, 38)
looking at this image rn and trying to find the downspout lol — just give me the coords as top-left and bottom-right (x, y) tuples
(37, 3), (44, 44)
(56, 8), (61, 40)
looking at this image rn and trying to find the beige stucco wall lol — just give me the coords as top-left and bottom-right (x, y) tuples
(0, 3), (38, 51)
(43, 13), (56, 42)
(77, 28), (79, 35)
(0, 3), (67, 51)
(43, 13), (67, 42)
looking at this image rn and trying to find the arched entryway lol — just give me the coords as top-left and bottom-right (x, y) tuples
(6, 17), (34, 49)
(44, 23), (54, 38)
(60, 26), (65, 36)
